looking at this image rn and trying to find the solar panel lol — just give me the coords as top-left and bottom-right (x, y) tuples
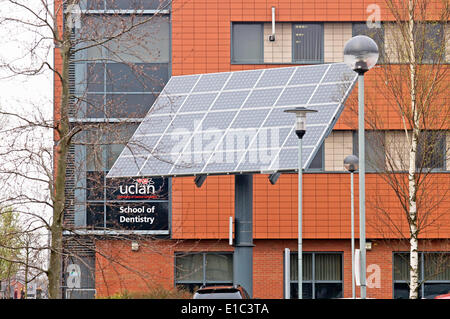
(107, 63), (357, 178)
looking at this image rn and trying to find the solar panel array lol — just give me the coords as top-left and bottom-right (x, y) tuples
(107, 63), (357, 178)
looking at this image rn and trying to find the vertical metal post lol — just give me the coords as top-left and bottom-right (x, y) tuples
(351, 172), (355, 299)
(298, 138), (303, 299)
(284, 248), (291, 299)
(233, 174), (254, 298)
(358, 73), (367, 299)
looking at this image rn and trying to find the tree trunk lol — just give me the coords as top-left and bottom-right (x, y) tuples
(48, 34), (71, 298)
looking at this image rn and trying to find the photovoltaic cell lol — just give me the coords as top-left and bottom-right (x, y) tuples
(107, 63), (357, 178)
(179, 93), (218, 112)
(288, 64), (329, 86)
(275, 85), (317, 106)
(256, 67), (295, 88)
(243, 88), (283, 108)
(162, 74), (200, 94)
(224, 70), (263, 90)
(211, 91), (250, 110)
(193, 72), (230, 92)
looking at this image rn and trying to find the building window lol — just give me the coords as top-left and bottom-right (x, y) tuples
(352, 22), (385, 63)
(353, 131), (386, 172)
(175, 252), (233, 293)
(307, 143), (324, 171)
(289, 252), (343, 299)
(292, 23), (324, 64)
(75, 12), (170, 119)
(231, 23), (263, 63)
(80, 124), (138, 229)
(83, 0), (170, 10)
(393, 252), (450, 299)
(416, 131), (446, 171)
(414, 23), (445, 63)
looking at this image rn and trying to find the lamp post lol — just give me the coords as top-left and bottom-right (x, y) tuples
(344, 35), (379, 299)
(284, 107), (317, 299)
(344, 154), (359, 299)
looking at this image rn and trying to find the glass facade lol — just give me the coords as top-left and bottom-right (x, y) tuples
(71, 3), (171, 230)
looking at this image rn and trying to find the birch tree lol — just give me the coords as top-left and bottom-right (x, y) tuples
(346, 0), (449, 298)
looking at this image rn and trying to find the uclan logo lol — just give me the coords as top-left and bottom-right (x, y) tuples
(119, 178), (156, 195)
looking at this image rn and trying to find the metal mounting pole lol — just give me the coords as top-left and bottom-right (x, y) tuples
(358, 73), (367, 299)
(351, 171), (355, 299)
(298, 137), (303, 299)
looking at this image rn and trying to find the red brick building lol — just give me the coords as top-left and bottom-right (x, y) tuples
(55, 0), (450, 299)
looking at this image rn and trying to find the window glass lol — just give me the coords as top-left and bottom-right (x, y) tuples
(75, 13), (170, 119)
(414, 23), (445, 63)
(393, 252), (450, 299)
(315, 283), (343, 299)
(290, 283), (313, 299)
(293, 24), (323, 63)
(85, 63), (105, 92)
(175, 253), (234, 291)
(105, 0), (170, 10)
(353, 131), (386, 172)
(308, 144), (324, 170)
(352, 22), (385, 63)
(290, 253), (312, 281)
(232, 24), (263, 63)
(106, 94), (157, 118)
(423, 253), (450, 281)
(84, 94), (105, 118)
(175, 254), (204, 282)
(393, 283), (409, 299)
(416, 131), (445, 170)
(315, 254), (342, 281)
(84, 124), (138, 172)
(289, 252), (343, 299)
(83, 1), (170, 11)
(106, 63), (169, 93)
(106, 16), (170, 63)
(86, 202), (105, 229)
(424, 283), (450, 299)
(79, 15), (169, 63)
(205, 254), (233, 282)
(393, 253), (410, 281)
(86, 144), (104, 171)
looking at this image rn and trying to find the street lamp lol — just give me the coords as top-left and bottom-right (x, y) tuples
(344, 154), (359, 299)
(284, 106), (317, 299)
(344, 35), (379, 299)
